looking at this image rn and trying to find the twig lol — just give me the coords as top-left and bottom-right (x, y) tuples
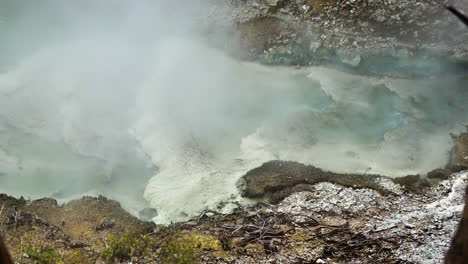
(445, 5), (468, 27)
(0, 204), (4, 226)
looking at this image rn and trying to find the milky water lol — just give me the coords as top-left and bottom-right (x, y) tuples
(0, 1), (467, 223)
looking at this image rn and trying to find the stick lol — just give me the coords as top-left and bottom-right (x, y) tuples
(445, 5), (468, 27)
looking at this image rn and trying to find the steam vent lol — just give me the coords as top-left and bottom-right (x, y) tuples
(0, 1), (467, 263)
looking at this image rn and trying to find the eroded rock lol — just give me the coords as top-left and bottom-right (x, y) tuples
(139, 208), (158, 221)
(0, 195), (153, 243)
(237, 16), (294, 60)
(239, 160), (400, 202)
(428, 168), (453, 180)
(448, 131), (468, 172)
(393, 174), (431, 194)
(228, 0), (468, 76)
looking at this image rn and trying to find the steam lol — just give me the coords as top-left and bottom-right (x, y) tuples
(0, 1), (467, 223)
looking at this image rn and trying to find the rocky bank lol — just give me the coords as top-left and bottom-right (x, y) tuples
(209, 0), (468, 78)
(0, 130), (466, 263)
(0, 170), (466, 263)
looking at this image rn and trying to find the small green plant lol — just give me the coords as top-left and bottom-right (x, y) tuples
(160, 235), (201, 264)
(102, 231), (155, 263)
(21, 238), (62, 264)
(64, 249), (94, 264)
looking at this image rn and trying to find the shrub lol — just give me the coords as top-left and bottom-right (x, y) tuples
(22, 240), (62, 264)
(159, 235), (201, 264)
(102, 231), (156, 263)
(64, 249), (94, 264)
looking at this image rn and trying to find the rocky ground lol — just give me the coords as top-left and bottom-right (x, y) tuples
(0, 171), (466, 263)
(207, 0), (468, 78)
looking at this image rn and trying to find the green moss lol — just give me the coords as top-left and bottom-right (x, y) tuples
(190, 233), (222, 251)
(102, 231), (156, 263)
(63, 249), (94, 264)
(160, 235), (202, 264)
(21, 237), (62, 264)
(290, 228), (312, 242)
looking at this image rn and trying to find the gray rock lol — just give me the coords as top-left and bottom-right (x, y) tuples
(427, 169), (452, 180)
(448, 131), (468, 172)
(138, 208), (158, 221)
(239, 160), (400, 202)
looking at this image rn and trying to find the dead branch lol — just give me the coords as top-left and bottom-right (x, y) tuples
(445, 5), (468, 27)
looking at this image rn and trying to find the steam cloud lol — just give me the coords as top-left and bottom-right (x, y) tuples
(0, 1), (466, 223)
